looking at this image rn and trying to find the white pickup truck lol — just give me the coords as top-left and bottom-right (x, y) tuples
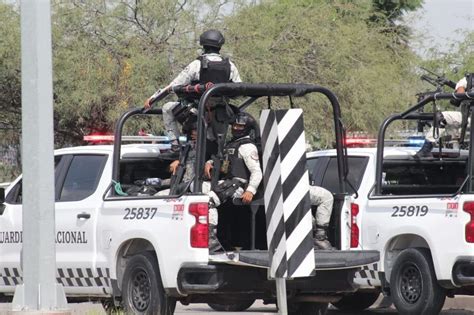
(0, 83), (379, 315)
(308, 90), (474, 315)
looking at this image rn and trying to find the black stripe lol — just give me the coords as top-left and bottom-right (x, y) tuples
(265, 179), (282, 230)
(4, 269), (10, 277)
(287, 231), (314, 277)
(3, 277), (10, 286)
(262, 136), (279, 180)
(260, 110), (275, 149)
(77, 268), (84, 278)
(56, 277), (62, 285)
(282, 155), (308, 199)
(97, 268), (104, 277)
(65, 277), (74, 287)
(275, 110), (287, 123)
(13, 268), (20, 277)
(104, 277), (110, 287)
(12, 277), (18, 285)
(274, 252), (287, 278)
(58, 269), (65, 278)
(94, 277), (102, 286)
(284, 194), (311, 237)
(269, 217), (285, 255)
(279, 114), (304, 161)
(67, 268), (74, 278)
(86, 268), (93, 278)
(84, 277), (93, 287)
(106, 268), (110, 278)
(373, 264), (378, 271)
(76, 277), (84, 287)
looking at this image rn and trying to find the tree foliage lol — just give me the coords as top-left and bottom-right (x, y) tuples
(224, 0), (421, 147)
(0, 0), (470, 156)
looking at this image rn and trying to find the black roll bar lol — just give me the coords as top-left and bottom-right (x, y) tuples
(111, 108), (163, 184)
(193, 83), (347, 194)
(375, 91), (474, 195)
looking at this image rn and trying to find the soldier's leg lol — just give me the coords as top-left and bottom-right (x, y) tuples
(309, 186), (334, 250)
(202, 181), (222, 252)
(162, 101), (181, 142)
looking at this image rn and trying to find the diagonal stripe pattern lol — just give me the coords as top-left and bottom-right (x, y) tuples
(260, 109), (315, 279)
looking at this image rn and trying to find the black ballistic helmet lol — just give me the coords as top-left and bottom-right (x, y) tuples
(199, 29), (225, 49)
(232, 112), (256, 139)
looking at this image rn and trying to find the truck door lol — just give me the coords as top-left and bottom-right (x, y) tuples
(0, 155), (65, 292)
(0, 177), (24, 291)
(54, 154), (108, 294)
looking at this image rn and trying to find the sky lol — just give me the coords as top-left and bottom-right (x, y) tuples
(405, 0), (474, 57)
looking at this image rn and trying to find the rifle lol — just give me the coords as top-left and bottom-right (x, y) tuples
(211, 133), (225, 190)
(170, 143), (191, 195)
(420, 67), (456, 90)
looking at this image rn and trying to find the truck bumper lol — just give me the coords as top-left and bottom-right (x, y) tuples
(453, 258), (474, 286)
(177, 263), (359, 296)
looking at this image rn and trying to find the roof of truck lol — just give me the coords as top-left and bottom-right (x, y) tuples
(54, 143), (171, 158)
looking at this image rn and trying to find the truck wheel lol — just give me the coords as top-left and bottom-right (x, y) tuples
(207, 299), (255, 311)
(288, 302), (328, 315)
(331, 291), (380, 311)
(122, 252), (176, 315)
(390, 248), (446, 315)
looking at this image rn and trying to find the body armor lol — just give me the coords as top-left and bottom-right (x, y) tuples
(198, 56), (231, 85)
(221, 138), (253, 180)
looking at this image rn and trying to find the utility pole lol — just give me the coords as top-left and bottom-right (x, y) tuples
(11, 0), (69, 313)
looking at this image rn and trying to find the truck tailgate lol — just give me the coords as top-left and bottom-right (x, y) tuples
(210, 250), (379, 270)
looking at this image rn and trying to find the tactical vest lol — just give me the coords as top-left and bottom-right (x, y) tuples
(198, 55), (231, 84)
(221, 138), (253, 180)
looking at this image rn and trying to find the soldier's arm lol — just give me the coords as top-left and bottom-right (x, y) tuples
(240, 143), (262, 195)
(455, 77), (467, 93)
(169, 60), (201, 87)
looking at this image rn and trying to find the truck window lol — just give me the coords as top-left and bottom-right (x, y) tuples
(381, 159), (466, 195)
(306, 157), (320, 185)
(59, 155), (107, 201)
(321, 156), (369, 194)
(5, 155), (64, 204)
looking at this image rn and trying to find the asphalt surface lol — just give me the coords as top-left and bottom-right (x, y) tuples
(2, 297), (474, 314)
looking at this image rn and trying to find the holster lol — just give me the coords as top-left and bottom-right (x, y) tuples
(214, 178), (244, 202)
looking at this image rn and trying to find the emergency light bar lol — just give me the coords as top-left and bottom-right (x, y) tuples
(83, 135), (170, 143)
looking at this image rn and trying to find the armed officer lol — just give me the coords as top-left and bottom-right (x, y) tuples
(144, 29), (242, 146)
(203, 112), (262, 252)
(416, 73), (473, 158)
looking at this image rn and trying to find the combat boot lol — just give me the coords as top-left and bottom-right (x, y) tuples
(314, 225), (335, 250)
(414, 140), (433, 158)
(209, 224), (223, 253)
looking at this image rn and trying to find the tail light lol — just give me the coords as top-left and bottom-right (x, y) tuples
(189, 203), (209, 248)
(463, 201), (474, 243)
(351, 203), (360, 248)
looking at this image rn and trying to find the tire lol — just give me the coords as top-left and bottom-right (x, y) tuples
(332, 291), (380, 311)
(122, 252), (176, 315)
(390, 248), (446, 315)
(207, 299), (255, 311)
(288, 302), (328, 315)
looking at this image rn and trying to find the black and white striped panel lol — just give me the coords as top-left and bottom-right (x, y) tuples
(260, 109), (315, 279)
(355, 263), (383, 285)
(0, 267), (111, 291)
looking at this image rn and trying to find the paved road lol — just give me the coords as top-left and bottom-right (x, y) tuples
(2, 297), (474, 314)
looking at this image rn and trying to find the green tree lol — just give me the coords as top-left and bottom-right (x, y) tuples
(224, 0), (421, 147)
